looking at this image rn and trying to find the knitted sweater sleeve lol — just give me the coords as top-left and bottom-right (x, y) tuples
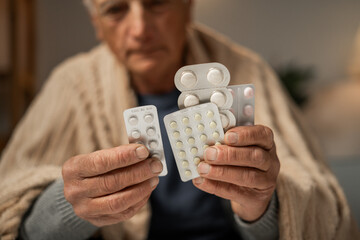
(0, 56), (96, 239)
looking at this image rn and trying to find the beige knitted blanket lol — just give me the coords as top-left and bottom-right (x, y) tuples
(0, 24), (358, 240)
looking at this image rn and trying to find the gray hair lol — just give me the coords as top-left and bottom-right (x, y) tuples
(83, 0), (95, 13)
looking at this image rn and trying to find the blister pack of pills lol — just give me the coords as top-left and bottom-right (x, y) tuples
(175, 63), (233, 111)
(123, 105), (168, 176)
(164, 103), (224, 182)
(228, 84), (255, 126)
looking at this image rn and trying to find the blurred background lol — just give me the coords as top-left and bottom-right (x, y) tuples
(0, 0), (359, 225)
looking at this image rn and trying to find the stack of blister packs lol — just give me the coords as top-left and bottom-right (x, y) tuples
(123, 63), (255, 182)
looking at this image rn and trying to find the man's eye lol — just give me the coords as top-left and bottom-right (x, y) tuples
(145, 0), (171, 9)
(105, 4), (128, 16)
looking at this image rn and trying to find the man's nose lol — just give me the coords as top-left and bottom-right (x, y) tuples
(127, 2), (148, 40)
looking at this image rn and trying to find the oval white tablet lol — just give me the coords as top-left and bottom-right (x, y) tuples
(131, 130), (141, 139)
(243, 105), (254, 117)
(193, 157), (201, 165)
(144, 114), (153, 123)
(149, 140), (158, 149)
(182, 160), (189, 168)
(220, 114), (230, 128)
(244, 86), (254, 99)
(146, 127), (156, 136)
(180, 71), (197, 88)
(210, 91), (226, 107)
(207, 68), (223, 85)
(184, 94), (200, 108)
(128, 116), (138, 125)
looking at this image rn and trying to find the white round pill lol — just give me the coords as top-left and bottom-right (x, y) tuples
(176, 141), (183, 148)
(197, 124), (205, 132)
(193, 157), (201, 165)
(207, 68), (223, 85)
(152, 153), (161, 159)
(213, 131), (220, 139)
(191, 147), (198, 155)
(178, 151), (186, 158)
(146, 127), (156, 136)
(188, 137), (195, 145)
(180, 71), (197, 88)
(206, 110), (214, 118)
(244, 86), (254, 99)
(243, 105), (254, 117)
(131, 130), (141, 139)
(209, 121), (217, 129)
(185, 170), (192, 177)
(182, 117), (189, 125)
(200, 134), (207, 142)
(215, 142), (222, 145)
(185, 127), (192, 135)
(210, 91), (226, 107)
(182, 160), (189, 168)
(194, 113), (202, 121)
(220, 114), (230, 128)
(128, 116), (138, 125)
(184, 94), (200, 108)
(149, 140), (158, 149)
(170, 121), (178, 129)
(144, 114), (153, 123)
(173, 131), (180, 139)
(203, 144), (209, 150)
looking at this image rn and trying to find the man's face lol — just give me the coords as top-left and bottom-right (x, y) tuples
(93, 0), (192, 77)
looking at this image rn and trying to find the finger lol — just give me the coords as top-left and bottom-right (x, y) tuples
(83, 158), (163, 197)
(85, 195), (150, 227)
(224, 125), (274, 150)
(66, 144), (149, 178)
(75, 177), (158, 217)
(204, 145), (272, 171)
(192, 177), (274, 204)
(197, 162), (275, 190)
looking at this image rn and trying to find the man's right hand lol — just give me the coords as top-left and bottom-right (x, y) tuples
(62, 144), (162, 227)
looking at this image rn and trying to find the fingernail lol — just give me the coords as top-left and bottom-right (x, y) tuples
(150, 160), (163, 174)
(194, 177), (204, 185)
(136, 146), (149, 159)
(226, 132), (238, 144)
(198, 162), (210, 174)
(150, 177), (159, 188)
(205, 147), (217, 161)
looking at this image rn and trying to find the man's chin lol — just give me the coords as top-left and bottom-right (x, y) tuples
(128, 58), (163, 76)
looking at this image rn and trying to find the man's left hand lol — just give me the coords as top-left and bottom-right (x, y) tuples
(193, 125), (280, 222)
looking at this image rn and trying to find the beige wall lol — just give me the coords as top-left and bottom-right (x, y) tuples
(35, 0), (360, 90)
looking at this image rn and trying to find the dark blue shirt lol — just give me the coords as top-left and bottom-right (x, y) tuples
(137, 89), (241, 240)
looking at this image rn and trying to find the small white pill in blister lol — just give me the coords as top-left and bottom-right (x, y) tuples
(146, 127), (156, 136)
(244, 86), (254, 99)
(180, 71), (197, 88)
(193, 157), (201, 165)
(207, 68), (223, 85)
(220, 113), (230, 129)
(213, 131), (220, 139)
(191, 147), (198, 155)
(182, 117), (189, 125)
(170, 121), (178, 129)
(243, 105), (254, 117)
(200, 134), (207, 142)
(215, 142), (222, 145)
(185, 170), (192, 177)
(185, 127), (192, 135)
(209, 121), (217, 129)
(178, 151), (186, 158)
(176, 141), (183, 148)
(173, 131), (180, 138)
(210, 91), (226, 108)
(197, 124), (204, 132)
(182, 160), (189, 168)
(188, 137), (195, 145)
(131, 130), (141, 139)
(144, 114), (153, 123)
(129, 116), (138, 125)
(149, 140), (158, 149)
(207, 111), (214, 118)
(194, 113), (202, 121)
(184, 94), (200, 108)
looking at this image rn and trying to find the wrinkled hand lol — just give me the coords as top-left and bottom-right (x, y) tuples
(193, 125), (280, 222)
(62, 144), (163, 227)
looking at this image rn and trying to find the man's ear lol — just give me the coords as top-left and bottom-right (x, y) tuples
(91, 15), (104, 41)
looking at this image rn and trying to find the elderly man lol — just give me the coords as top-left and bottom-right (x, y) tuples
(0, 0), (358, 239)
